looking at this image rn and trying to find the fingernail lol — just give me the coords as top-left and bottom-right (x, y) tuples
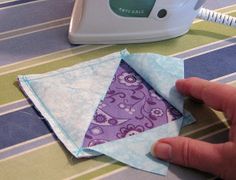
(151, 142), (172, 161)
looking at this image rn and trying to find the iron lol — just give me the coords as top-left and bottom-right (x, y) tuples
(69, 0), (235, 44)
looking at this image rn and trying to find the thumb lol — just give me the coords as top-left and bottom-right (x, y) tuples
(151, 137), (224, 176)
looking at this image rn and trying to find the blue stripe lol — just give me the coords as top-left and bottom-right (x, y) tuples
(0, 0), (73, 33)
(217, 73), (236, 84)
(0, 0), (38, 8)
(0, 26), (78, 66)
(0, 107), (52, 149)
(185, 45), (236, 80)
(0, 134), (57, 159)
(204, 0), (236, 10)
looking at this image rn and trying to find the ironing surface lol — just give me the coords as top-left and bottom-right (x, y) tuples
(0, 0), (236, 179)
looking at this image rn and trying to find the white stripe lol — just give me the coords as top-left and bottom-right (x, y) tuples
(0, 104), (31, 116)
(182, 43), (235, 60)
(0, 99), (27, 108)
(224, 9), (236, 14)
(182, 119), (229, 137)
(1, 35), (235, 76)
(0, 0), (15, 4)
(0, 22), (69, 42)
(212, 72), (236, 82)
(228, 80), (236, 84)
(214, 4), (236, 13)
(0, 0), (47, 10)
(0, 45), (112, 76)
(0, 141), (56, 162)
(64, 160), (118, 180)
(0, 45), (87, 70)
(199, 128), (229, 140)
(0, 133), (54, 153)
(171, 36), (236, 57)
(0, 17), (70, 37)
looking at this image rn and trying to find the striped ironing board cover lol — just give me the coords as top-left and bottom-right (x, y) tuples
(0, 0), (236, 179)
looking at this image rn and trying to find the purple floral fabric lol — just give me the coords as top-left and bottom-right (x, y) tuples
(82, 60), (182, 147)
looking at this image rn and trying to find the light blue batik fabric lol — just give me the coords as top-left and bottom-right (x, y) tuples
(89, 119), (183, 175)
(18, 50), (191, 176)
(18, 52), (122, 156)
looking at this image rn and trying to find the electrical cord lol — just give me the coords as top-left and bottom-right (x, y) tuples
(197, 8), (236, 28)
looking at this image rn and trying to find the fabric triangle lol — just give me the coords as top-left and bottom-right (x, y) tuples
(89, 118), (183, 175)
(18, 52), (122, 155)
(124, 53), (184, 112)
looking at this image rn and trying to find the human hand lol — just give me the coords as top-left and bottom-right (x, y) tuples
(151, 77), (236, 180)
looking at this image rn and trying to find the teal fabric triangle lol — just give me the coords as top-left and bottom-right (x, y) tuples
(123, 52), (184, 112)
(18, 52), (122, 155)
(89, 118), (183, 175)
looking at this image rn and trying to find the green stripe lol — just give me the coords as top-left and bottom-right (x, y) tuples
(0, 143), (116, 180)
(219, 5), (236, 13)
(0, 12), (236, 105)
(74, 162), (125, 180)
(186, 122), (228, 139)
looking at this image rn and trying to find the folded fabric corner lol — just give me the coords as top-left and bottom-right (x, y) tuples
(89, 118), (183, 175)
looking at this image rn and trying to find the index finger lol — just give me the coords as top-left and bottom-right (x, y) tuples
(176, 77), (236, 121)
